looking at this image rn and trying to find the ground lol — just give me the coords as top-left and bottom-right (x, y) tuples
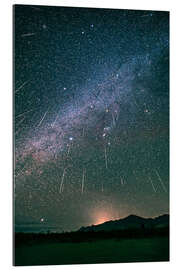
(15, 236), (169, 266)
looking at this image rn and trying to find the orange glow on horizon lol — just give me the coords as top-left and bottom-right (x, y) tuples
(92, 205), (126, 226)
(93, 210), (116, 225)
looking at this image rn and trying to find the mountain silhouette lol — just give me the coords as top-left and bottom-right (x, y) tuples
(79, 214), (169, 232)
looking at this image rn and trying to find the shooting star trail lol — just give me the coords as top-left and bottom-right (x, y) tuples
(82, 127), (85, 137)
(148, 175), (156, 193)
(133, 170), (137, 180)
(140, 14), (152, 18)
(61, 183), (64, 193)
(67, 145), (71, 156)
(15, 80), (29, 93)
(37, 109), (49, 127)
(21, 33), (35, 37)
(112, 112), (116, 127)
(121, 177), (127, 186)
(133, 96), (141, 111)
(52, 114), (59, 128)
(59, 168), (66, 194)
(115, 110), (119, 122)
(67, 139), (74, 157)
(16, 116), (25, 127)
(104, 146), (108, 169)
(15, 109), (34, 119)
(120, 177), (124, 186)
(51, 108), (61, 127)
(15, 165), (27, 178)
(81, 168), (85, 194)
(155, 169), (167, 192)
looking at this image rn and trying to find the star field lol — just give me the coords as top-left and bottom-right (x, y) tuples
(14, 5), (169, 232)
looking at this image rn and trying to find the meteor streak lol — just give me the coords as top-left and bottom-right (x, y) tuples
(81, 168), (85, 194)
(148, 175), (156, 193)
(59, 168), (66, 193)
(15, 80), (29, 93)
(104, 147), (108, 169)
(155, 169), (167, 192)
(37, 109), (49, 127)
(21, 33), (35, 37)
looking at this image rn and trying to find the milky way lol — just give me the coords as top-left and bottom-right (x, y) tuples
(14, 5), (169, 232)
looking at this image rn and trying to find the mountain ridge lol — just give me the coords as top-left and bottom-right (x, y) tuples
(79, 214), (169, 232)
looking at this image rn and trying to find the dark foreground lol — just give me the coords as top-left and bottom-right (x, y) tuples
(14, 233), (169, 266)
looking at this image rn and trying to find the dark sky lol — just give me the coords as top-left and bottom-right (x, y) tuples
(14, 5), (169, 233)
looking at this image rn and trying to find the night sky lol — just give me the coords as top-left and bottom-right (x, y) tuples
(14, 5), (169, 233)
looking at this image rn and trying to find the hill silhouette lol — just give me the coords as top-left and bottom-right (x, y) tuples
(79, 214), (169, 232)
(15, 214), (169, 247)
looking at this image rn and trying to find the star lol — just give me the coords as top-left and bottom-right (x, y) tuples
(104, 127), (110, 132)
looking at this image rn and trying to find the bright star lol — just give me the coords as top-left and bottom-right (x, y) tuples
(104, 127), (110, 131)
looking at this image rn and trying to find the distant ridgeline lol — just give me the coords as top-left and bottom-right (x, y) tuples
(79, 214), (169, 232)
(15, 214), (169, 248)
